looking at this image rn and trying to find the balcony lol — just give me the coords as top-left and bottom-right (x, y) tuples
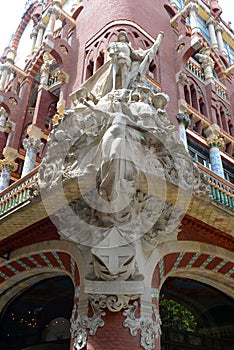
(186, 58), (205, 82)
(0, 167), (39, 219)
(197, 163), (234, 211)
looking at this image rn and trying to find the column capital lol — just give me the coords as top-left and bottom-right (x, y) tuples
(176, 112), (190, 129)
(35, 22), (46, 31)
(186, 3), (199, 14)
(0, 158), (18, 171)
(3, 146), (18, 161)
(204, 124), (224, 149)
(27, 124), (44, 139)
(47, 6), (60, 18)
(6, 48), (16, 64)
(206, 17), (216, 26)
(23, 136), (42, 151)
(214, 23), (223, 33)
(30, 28), (38, 39)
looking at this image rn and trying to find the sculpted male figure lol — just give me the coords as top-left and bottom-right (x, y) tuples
(108, 31), (141, 90)
(108, 31), (164, 90)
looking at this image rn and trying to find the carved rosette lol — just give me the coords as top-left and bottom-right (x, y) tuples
(123, 301), (161, 350)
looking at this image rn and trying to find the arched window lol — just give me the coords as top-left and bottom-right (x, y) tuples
(199, 97), (207, 116)
(220, 108), (227, 132)
(190, 84), (198, 110)
(96, 51), (105, 71)
(86, 59), (94, 79)
(184, 85), (190, 105)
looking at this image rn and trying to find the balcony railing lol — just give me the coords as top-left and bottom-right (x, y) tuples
(0, 167), (39, 218)
(197, 163), (234, 210)
(214, 80), (228, 100)
(186, 58), (205, 82)
(186, 60), (228, 101)
(0, 158), (233, 221)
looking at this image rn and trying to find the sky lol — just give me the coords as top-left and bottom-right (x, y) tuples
(0, 0), (233, 55)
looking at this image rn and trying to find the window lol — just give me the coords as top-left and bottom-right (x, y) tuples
(188, 146), (211, 169)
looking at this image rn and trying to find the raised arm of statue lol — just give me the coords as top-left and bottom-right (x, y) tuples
(137, 31), (164, 77)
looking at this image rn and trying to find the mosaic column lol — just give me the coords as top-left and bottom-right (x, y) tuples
(206, 18), (218, 50)
(176, 113), (190, 151)
(21, 125), (43, 177)
(0, 146), (18, 191)
(204, 124), (224, 178)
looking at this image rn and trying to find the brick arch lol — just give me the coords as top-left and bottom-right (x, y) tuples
(0, 269), (73, 314)
(151, 243), (234, 299)
(0, 250), (79, 286)
(0, 239), (85, 308)
(11, 2), (37, 52)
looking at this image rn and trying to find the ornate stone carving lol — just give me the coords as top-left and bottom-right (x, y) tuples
(176, 112), (190, 129)
(23, 136), (42, 151)
(195, 48), (214, 81)
(123, 301), (161, 350)
(107, 31), (164, 90)
(39, 33), (212, 336)
(40, 52), (54, 86)
(204, 124), (224, 149)
(89, 294), (138, 312)
(70, 300), (105, 350)
(28, 180), (40, 199)
(90, 244), (137, 281)
(177, 71), (189, 86)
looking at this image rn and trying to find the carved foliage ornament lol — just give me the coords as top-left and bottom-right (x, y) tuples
(70, 301), (105, 350)
(123, 301), (161, 350)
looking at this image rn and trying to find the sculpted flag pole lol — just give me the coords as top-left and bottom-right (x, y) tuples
(137, 31), (164, 78)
